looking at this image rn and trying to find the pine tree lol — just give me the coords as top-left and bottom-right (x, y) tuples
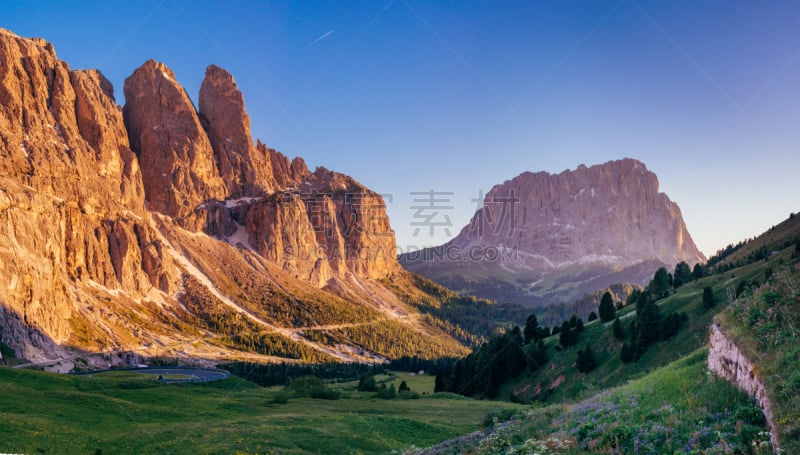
(626, 288), (642, 307)
(505, 327), (526, 379)
(703, 286), (715, 310)
(570, 314), (584, 333)
(398, 380), (410, 393)
(576, 345), (597, 373)
(588, 312), (598, 322)
(612, 317), (625, 340)
(620, 342), (634, 363)
(527, 340), (548, 371)
(523, 314), (542, 344)
(559, 321), (571, 348)
(649, 267), (672, 299)
(434, 371), (445, 393)
(598, 291), (616, 322)
(692, 263), (706, 280)
(673, 261), (692, 288)
(635, 291), (662, 350)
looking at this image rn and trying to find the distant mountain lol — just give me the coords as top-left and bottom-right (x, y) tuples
(0, 28), (469, 367)
(400, 159), (705, 307)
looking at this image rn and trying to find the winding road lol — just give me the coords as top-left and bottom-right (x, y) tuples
(86, 367), (230, 383)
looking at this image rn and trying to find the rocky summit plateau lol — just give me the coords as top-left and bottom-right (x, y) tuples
(0, 28), (467, 368)
(400, 159), (706, 307)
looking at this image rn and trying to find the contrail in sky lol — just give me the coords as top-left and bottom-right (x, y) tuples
(307, 29), (334, 48)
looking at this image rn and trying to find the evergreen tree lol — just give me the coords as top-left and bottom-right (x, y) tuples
(398, 380), (410, 393)
(505, 327), (527, 379)
(702, 286), (715, 310)
(598, 291), (616, 322)
(620, 342), (634, 363)
(612, 317), (625, 340)
(576, 345), (597, 373)
(357, 373), (377, 392)
(523, 314), (545, 344)
(527, 340), (548, 371)
(692, 263), (706, 280)
(660, 312), (687, 340)
(624, 290), (663, 360)
(376, 383), (396, 399)
(673, 261), (692, 288)
(559, 321), (571, 348)
(568, 314), (585, 332)
(626, 288), (642, 307)
(450, 360), (465, 394)
(434, 371), (445, 393)
(588, 311), (598, 322)
(649, 267), (672, 299)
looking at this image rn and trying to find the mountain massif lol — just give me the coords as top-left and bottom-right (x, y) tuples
(401, 159), (706, 307)
(0, 29), (466, 367)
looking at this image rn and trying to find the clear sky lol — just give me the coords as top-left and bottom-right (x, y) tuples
(3, 1), (799, 258)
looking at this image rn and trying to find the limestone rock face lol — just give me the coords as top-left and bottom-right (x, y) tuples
(708, 324), (778, 450)
(241, 168), (397, 285)
(460, 158), (703, 264)
(262, 141), (311, 188)
(123, 60), (228, 222)
(401, 159), (705, 307)
(0, 30), (178, 359)
(199, 65), (275, 197)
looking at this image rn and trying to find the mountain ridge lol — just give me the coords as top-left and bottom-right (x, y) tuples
(0, 28), (467, 367)
(400, 158), (705, 307)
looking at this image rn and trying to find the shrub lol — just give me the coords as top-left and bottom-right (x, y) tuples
(271, 390), (291, 404)
(482, 409), (515, 428)
(735, 405), (766, 426)
(375, 383), (396, 400)
(289, 375), (340, 400)
(357, 374), (377, 392)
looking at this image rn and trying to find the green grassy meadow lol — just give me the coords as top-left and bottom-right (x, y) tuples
(445, 348), (773, 454)
(0, 367), (520, 454)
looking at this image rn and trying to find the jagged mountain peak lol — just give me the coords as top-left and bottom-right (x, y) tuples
(199, 63), (277, 197)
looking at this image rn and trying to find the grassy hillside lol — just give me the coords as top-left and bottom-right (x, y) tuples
(0, 366), (521, 454)
(430, 349), (773, 454)
(495, 243), (795, 406)
(416, 212), (800, 452)
(711, 210), (800, 270)
(717, 262), (800, 452)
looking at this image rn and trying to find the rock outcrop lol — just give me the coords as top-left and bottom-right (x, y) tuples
(708, 323), (778, 451)
(199, 65), (276, 197)
(401, 159), (705, 307)
(123, 60), (228, 222)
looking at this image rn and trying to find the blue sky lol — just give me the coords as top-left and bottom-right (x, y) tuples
(3, 1), (800, 258)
